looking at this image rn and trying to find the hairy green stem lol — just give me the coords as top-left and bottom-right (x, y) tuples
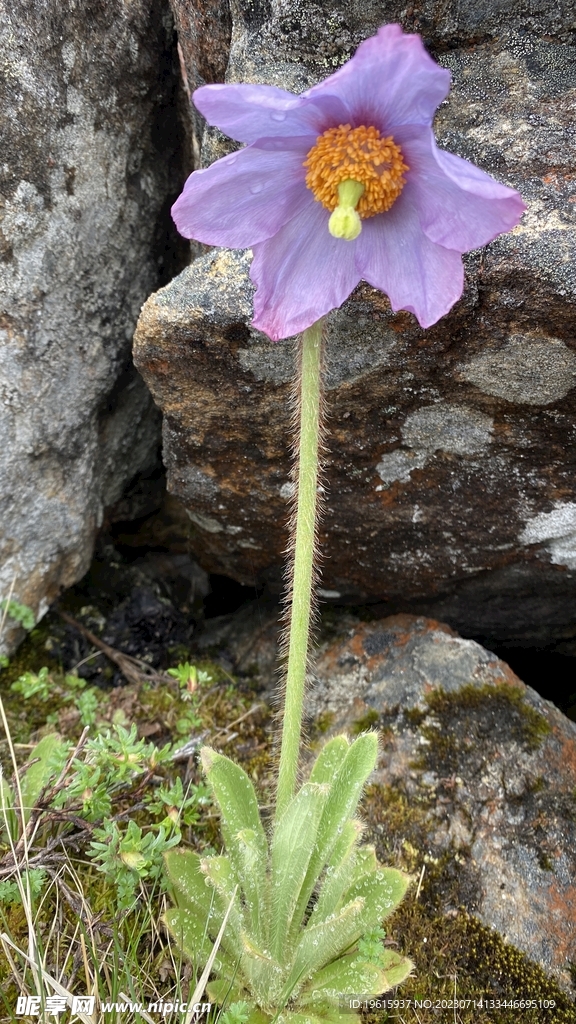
(276, 319), (324, 820)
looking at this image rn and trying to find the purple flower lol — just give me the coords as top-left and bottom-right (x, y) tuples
(172, 24), (525, 341)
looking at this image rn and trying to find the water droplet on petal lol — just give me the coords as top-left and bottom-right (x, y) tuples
(271, 110), (287, 122)
(250, 182), (264, 195)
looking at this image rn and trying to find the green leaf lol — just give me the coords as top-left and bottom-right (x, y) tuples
(289, 734), (378, 944)
(164, 849), (222, 921)
(201, 747), (268, 878)
(236, 828), (268, 944)
(0, 774), (18, 843)
(164, 906), (216, 964)
(323, 819), (361, 874)
(164, 847), (230, 945)
(308, 736), (349, 785)
(20, 734), (66, 824)
(315, 734), (378, 860)
(163, 852), (240, 966)
(164, 906), (239, 982)
(206, 979), (250, 1008)
(380, 948), (414, 989)
(201, 854), (243, 947)
(0, 599), (35, 631)
(300, 954), (386, 1004)
(239, 931), (285, 1008)
(342, 865), (411, 929)
(309, 833), (369, 926)
(270, 782), (328, 961)
(277, 1014), (335, 1024)
(281, 898), (366, 1002)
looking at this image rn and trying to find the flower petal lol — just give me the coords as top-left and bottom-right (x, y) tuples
(394, 124), (526, 251)
(304, 24), (451, 132)
(193, 82), (349, 144)
(171, 143), (312, 247)
(250, 201), (361, 340)
(355, 186), (464, 328)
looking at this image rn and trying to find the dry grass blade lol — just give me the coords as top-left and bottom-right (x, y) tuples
(0, 933), (96, 1024)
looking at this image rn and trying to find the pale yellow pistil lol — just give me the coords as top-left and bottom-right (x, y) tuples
(328, 179), (365, 240)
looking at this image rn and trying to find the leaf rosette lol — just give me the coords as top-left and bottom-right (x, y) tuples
(164, 733), (412, 1024)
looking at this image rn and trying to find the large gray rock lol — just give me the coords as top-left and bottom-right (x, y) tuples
(307, 615), (576, 995)
(0, 0), (188, 652)
(134, 3), (576, 641)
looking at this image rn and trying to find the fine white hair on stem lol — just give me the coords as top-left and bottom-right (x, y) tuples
(272, 320), (329, 801)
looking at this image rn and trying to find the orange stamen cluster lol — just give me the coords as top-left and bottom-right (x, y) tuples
(304, 124), (409, 218)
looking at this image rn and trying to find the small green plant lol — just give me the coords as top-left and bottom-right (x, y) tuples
(0, 599), (35, 631)
(50, 723), (172, 821)
(88, 818), (180, 910)
(11, 666), (51, 700)
(144, 776), (211, 827)
(168, 662), (212, 691)
(220, 1002), (252, 1024)
(0, 723), (211, 917)
(166, 661), (213, 735)
(10, 666), (104, 726)
(164, 734), (412, 1024)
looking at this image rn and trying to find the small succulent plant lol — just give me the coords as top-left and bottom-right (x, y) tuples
(164, 732), (412, 1024)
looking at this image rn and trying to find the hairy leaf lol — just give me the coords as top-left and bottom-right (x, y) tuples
(282, 898), (365, 1001)
(300, 953), (387, 1003)
(270, 783), (328, 960)
(164, 849), (222, 920)
(240, 931), (285, 1009)
(236, 828), (268, 944)
(201, 854), (244, 947)
(310, 839), (376, 926)
(201, 747), (268, 877)
(289, 734), (378, 943)
(206, 979), (250, 1007)
(164, 906), (219, 965)
(342, 866), (410, 928)
(308, 737), (349, 785)
(325, 819), (362, 873)
(20, 734), (66, 824)
(380, 948), (414, 988)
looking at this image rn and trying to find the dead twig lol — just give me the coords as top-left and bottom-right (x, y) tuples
(58, 610), (173, 687)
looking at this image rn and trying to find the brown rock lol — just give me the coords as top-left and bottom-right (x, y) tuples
(305, 615), (576, 993)
(134, 7), (576, 639)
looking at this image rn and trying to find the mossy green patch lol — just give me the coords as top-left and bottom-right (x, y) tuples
(360, 780), (573, 1024)
(351, 708), (380, 734)
(410, 683), (551, 780)
(360, 908), (574, 1024)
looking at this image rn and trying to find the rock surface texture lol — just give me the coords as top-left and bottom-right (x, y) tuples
(194, 603), (576, 994)
(134, 0), (576, 641)
(306, 615), (576, 994)
(0, 0), (187, 652)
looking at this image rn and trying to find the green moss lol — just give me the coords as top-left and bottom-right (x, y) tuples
(360, 908), (575, 1024)
(309, 710), (335, 739)
(360, 779), (574, 1024)
(405, 683), (551, 784)
(351, 708), (380, 734)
